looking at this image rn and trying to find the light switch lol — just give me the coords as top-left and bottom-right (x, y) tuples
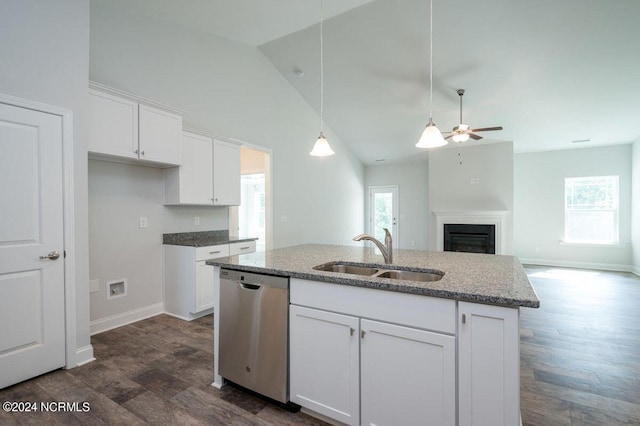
(139, 216), (148, 228)
(194, 216), (200, 226)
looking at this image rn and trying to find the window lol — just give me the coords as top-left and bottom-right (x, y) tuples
(564, 176), (619, 244)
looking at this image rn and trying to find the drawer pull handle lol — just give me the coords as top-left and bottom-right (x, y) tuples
(210, 250), (221, 254)
(240, 246), (250, 250)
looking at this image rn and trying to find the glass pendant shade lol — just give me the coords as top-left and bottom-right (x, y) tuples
(416, 118), (447, 148)
(452, 133), (470, 143)
(310, 132), (335, 156)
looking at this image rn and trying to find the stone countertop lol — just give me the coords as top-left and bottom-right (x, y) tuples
(206, 243), (540, 308)
(163, 230), (257, 247)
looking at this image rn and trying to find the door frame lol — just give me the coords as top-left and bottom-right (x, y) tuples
(0, 93), (78, 368)
(368, 185), (399, 248)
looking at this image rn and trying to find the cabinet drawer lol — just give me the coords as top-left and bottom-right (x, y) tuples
(195, 245), (229, 261)
(229, 241), (256, 255)
(291, 278), (456, 334)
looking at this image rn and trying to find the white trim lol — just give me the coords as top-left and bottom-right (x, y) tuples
(519, 257), (635, 274)
(434, 210), (509, 255)
(559, 240), (627, 248)
(368, 185), (399, 249)
(89, 81), (185, 116)
(75, 345), (95, 367)
(0, 93), (83, 369)
(90, 302), (164, 335)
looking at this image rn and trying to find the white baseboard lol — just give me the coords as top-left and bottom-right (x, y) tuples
(75, 345), (95, 367)
(90, 302), (164, 335)
(520, 257), (636, 274)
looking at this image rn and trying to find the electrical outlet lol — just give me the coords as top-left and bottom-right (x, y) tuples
(194, 216), (200, 226)
(139, 216), (148, 229)
(535, 247), (541, 253)
(281, 215), (288, 222)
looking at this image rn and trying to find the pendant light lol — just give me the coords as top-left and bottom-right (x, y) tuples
(416, 0), (446, 149)
(310, 0), (335, 156)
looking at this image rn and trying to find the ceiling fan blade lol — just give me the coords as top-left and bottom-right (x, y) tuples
(471, 126), (503, 132)
(469, 133), (483, 140)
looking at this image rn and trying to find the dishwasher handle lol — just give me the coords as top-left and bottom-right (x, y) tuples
(240, 283), (261, 290)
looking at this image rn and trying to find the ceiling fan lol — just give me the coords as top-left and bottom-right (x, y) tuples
(444, 89), (503, 143)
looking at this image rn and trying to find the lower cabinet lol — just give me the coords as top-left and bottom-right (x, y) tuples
(290, 305), (455, 426)
(289, 279), (521, 426)
(458, 302), (520, 426)
(164, 244), (230, 320)
(290, 305), (360, 425)
(360, 319), (455, 426)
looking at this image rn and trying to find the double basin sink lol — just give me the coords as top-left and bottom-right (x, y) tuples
(313, 262), (444, 282)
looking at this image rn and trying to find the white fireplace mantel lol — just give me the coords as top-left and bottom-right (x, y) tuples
(434, 210), (509, 255)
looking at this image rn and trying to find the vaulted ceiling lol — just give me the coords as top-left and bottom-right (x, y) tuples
(94, 0), (640, 165)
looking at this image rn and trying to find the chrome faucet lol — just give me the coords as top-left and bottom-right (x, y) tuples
(353, 228), (393, 264)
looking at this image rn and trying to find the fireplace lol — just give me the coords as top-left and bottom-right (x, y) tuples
(444, 224), (496, 254)
(434, 210), (508, 255)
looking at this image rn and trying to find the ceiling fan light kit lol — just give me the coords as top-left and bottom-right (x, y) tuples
(416, 0), (447, 149)
(310, 0), (335, 157)
(444, 88), (504, 144)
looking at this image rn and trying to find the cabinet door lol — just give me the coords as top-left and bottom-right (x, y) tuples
(361, 319), (456, 426)
(212, 139), (240, 206)
(180, 131), (214, 204)
(290, 305), (360, 426)
(139, 104), (182, 166)
(88, 90), (138, 159)
(458, 302), (520, 426)
(195, 260), (214, 313)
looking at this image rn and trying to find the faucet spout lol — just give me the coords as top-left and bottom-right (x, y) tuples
(353, 228), (393, 264)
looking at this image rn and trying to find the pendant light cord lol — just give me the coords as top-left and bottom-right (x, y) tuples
(429, 0), (433, 121)
(320, 0), (324, 134)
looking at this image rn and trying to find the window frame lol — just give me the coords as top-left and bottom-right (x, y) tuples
(563, 175), (619, 245)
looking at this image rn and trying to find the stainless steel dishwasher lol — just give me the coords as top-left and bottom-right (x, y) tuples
(218, 268), (290, 403)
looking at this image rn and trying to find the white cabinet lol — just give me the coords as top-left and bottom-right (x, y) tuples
(164, 135), (241, 206)
(164, 131), (214, 205)
(290, 305), (360, 425)
(138, 104), (182, 165)
(229, 240), (256, 256)
(213, 139), (240, 206)
(164, 244), (230, 320)
(360, 319), (455, 426)
(88, 90), (138, 160)
(88, 88), (182, 167)
(458, 302), (520, 426)
(290, 279), (456, 426)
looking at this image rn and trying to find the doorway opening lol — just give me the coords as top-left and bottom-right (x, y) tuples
(229, 146), (272, 252)
(368, 186), (398, 249)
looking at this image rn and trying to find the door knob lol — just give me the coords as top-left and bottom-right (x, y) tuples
(39, 251), (61, 260)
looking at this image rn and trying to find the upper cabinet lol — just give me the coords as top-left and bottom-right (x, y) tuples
(164, 132), (241, 206)
(212, 139), (240, 206)
(88, 88), (182, 167)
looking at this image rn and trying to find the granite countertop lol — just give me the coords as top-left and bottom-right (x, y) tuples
(206, 243), (540, 308)
(163, 230), (257, 247)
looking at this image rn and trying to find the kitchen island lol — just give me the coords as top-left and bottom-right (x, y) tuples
(207, 244), (539, 426)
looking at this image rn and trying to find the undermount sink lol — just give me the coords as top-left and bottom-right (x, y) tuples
(313, 262), (444, 282)
(375, 270), (443, 282)
(313, 263), (379, 276)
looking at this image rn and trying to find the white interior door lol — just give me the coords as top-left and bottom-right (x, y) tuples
(0, 102), (66, 388)
(369, 186), (398, 248)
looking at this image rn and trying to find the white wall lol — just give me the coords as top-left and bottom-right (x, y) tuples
(365, 162), (429, 250)
(631, 140), (640, 274)
(0, 0), (91, 363)
(514, 145), (632, 270)
(428, 142), (514, 253)
(88, 5), (364, 322)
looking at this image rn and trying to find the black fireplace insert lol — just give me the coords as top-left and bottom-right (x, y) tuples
(444, 224), (495, 254)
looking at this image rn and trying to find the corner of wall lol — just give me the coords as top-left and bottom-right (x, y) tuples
(632, 140), (640, 273)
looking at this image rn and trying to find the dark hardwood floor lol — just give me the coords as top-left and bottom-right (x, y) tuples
(520, 266), (640, 425)
(1, 266), (639, 425)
